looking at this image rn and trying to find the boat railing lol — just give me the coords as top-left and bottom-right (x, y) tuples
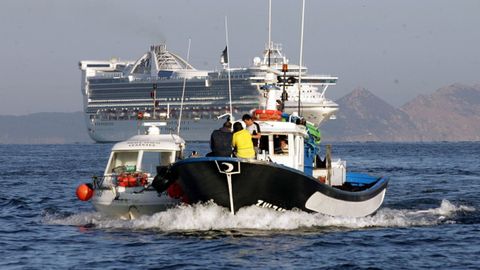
(92, 175), (113, 189)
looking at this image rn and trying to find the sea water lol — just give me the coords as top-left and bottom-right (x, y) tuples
(1, 142), (479, 269)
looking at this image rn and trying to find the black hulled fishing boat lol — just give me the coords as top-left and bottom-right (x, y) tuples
(153, 1), (388, 217)
(153, 74), (389, 217)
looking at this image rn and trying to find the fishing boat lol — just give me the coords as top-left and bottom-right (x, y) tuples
(76, 122), (186, 219)
(151, 0), (389, 217)
(153, 81), (389, 217)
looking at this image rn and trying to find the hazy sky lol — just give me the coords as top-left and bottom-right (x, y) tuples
(1, 0), (479, 115)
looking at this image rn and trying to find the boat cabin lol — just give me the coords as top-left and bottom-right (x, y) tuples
(255, 121), (307, 172)
(104, 125), (185, 179)
(251, 119), (345, 186)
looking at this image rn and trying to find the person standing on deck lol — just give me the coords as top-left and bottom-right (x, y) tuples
(232, 122), (255, 159)
(207, 121), (233, 157)
(242, 114), (261, 153)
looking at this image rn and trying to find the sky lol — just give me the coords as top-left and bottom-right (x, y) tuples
(0, 0), (479, 115)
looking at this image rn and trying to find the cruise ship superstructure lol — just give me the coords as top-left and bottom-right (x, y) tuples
(79, 43), (338, 142)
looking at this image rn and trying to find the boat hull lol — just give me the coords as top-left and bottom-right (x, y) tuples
(92, 188), (178, 219)
(169, 157), (388, 217)
(86, 117), (222, 143)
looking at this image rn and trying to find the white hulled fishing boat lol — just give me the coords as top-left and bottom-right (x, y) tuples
(76, 123), (185, 219)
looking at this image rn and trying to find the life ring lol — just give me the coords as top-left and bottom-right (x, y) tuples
(137, 112), (144, 120)
(253, 109), (282, 121)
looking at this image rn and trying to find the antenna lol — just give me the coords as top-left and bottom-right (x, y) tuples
(268, 0), (272, 67)
(297, 0), (306, 114)
(268, 0), (272, 49)
(177, 38), (192, 135)
(225, 16), (233, 118)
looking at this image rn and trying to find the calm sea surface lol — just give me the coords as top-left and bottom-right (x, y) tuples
(1, 142), (479, 269)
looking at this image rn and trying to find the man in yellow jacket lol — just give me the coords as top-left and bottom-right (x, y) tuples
(232, 122), (255, 159)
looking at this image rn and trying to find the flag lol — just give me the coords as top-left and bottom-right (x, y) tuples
(220, 46), (228, 64)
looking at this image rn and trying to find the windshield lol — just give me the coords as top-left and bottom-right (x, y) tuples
(140, 151), (174, 176)
(107, 151), (139, 173)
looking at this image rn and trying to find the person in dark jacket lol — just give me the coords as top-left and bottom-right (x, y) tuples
(207, 121), (233, 157)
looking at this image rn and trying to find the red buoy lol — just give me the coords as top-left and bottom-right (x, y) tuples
(167, 182), (184, 199)
(76, 183), (94, 201)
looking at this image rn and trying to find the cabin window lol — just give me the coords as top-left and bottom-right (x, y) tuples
(109, 151), (138, 173)
(87, 64), (110, 68)
(140, 151), (174, 176)
(260, 134), (290, 156)
(176, 149), (183, 160)
(259, 135), (269, 153)
(273, 135), (289, 155)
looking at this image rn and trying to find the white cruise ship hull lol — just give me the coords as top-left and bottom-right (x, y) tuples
(284, 100), (339, 126)
(86, 117), (223, 142)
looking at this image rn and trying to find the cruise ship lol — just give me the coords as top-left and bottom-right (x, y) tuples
(79, 43), (338, 142)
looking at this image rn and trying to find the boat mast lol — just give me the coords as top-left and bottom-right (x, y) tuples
(268, 0), (272, 67)
(297, 0), (305, 114)
(177, 38), (192, 135)
(225, 16), (233, 118)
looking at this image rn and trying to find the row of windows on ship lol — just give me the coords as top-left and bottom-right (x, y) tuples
(90, 89), (320, 104)
(93, 121), (199, 131)
(90, 107), (243, 121)
(89, 94), (254, 101)
(124, 72), (253, 81)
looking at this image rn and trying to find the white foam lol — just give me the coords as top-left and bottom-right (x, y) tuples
(44, 199), (475, 231)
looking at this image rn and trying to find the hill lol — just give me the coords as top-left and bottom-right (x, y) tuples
(321, 88), (419, 141)
(322, 84), (480, 142)
(401, 83), (480, 141)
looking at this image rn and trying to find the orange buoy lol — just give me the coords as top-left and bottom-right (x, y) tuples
(76, 183), (94, 201)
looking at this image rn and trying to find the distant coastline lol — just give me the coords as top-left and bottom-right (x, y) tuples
(1, 83), (479, 144)
(0, 112), (92, 144)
